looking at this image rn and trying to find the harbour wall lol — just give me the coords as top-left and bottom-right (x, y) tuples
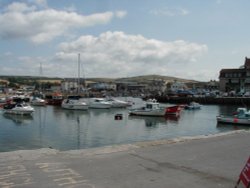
(155, 96), (250, 105)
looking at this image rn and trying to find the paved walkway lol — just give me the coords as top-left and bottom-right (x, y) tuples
(0, 130), (249, 188)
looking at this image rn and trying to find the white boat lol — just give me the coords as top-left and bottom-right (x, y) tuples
(3, 103), (35, 115)
(217, 107), (250, 125)
(129, 99), (166, 116)
(105, 98), (130, 108)
(185, 102), (201, 110)
(89, 98), (112, 109)
(61, 96), (88, 110)
(30, 97), (46, 106)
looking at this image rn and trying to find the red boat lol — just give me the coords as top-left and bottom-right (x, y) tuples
(0, 97), (12, 108)
(165, 105), (182, 116)
(45, 92), (64, 106)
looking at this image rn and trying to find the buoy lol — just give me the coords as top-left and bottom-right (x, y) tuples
(115, 114), (123, 120)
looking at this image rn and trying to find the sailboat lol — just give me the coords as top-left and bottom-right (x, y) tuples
(61, 54), (89, 110)
(31, 63), (47, 106)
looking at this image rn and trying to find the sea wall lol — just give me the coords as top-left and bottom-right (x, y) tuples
(155, 96), (250, 105)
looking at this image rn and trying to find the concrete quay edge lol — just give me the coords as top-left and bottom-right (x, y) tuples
(0, 129), (248, 160)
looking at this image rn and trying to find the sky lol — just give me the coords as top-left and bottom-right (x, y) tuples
(0, 0), (250, 81)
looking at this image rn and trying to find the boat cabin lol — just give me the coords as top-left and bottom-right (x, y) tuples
(145, 99), (160, 110)
(236, 108), (250, 118)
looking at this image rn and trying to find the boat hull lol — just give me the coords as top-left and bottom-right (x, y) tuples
(89, 104), (111, 109)
(89, 98), (112, 109)
(3, 109), (34, 115)
(62, 104), (88, 110)
(216, 115), (250, 125)
(129, 110), (165, 117)
(46, 99), (63, 106)
(165, 105), (181, 115)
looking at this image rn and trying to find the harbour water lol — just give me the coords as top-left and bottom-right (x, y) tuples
(0, 97), (249, 152)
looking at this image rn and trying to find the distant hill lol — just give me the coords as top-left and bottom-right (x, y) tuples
(0, 74), (200, 84)
(115, 74), (199, 83)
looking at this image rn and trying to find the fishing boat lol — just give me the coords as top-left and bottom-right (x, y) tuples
(217, 107), (250, 125)
(165, 105), (182, 116)
(45, 92), (63, 106)
(89, 98), (112, 109)
(3, 103), (35, 115)
(129, 99), (166, 117)
(61, 95), (88, 110)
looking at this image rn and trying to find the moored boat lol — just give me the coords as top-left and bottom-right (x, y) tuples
(45, 92), (63, 105)
(89, 98), (112, 109)
(105, 98), (131, 108)
(0, 97), (12, 108)
(129, 99), (166, 117)
(217, 107), (250, 125)
(165, 105), (182, 116)
(61, 95), (88, 110)
(3, 103), (35, 115)
(185, 102), (201, 110)
(30, 97), (46, 106)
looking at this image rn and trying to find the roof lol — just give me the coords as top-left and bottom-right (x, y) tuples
(220, 68), (245, 73)
(244, 57), (250, 69)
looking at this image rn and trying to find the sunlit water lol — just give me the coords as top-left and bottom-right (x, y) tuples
(0, 97), (249, 152)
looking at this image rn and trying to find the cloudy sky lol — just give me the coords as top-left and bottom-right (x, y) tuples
(0, 0), (250, 81)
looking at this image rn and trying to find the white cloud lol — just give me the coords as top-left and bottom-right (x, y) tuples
(150, 7), (189, 17)
(0, 32), (208, 79)
(5, 2), (36, 12)
(34, 0), (48, 7)
(115, 11), (127, 18)
(0, 2), (126, 44)
(54, 31), (207, 78)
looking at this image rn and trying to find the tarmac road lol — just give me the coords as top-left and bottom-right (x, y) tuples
(0, 130), (249, 188)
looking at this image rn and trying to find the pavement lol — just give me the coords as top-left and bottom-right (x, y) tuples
(0, 130), (249, 188)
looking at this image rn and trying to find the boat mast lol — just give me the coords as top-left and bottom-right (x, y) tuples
(39, 62), (43, 92)
(78, 53), (80, 94)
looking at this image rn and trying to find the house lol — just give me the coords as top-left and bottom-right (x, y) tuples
(169, 80), (188, 92)
(61, 78), (86, 93)
(88, 82), (116, 91)
(145, 79), (167, 95)
(0, 79), (9, 93)
(116, 81), (146, 92)
(219, 57), (250, 93)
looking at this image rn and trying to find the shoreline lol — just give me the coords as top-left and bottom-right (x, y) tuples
(0, 129), (247, 157)
(0, 129), (249, 187)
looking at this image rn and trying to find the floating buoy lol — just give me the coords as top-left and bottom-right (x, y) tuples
(114, 114), (123, 120)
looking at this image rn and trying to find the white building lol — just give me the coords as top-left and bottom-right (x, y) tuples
(170, 81), (188, 92)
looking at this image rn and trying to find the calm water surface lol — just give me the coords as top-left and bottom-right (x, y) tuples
(0, 98), (249, 152)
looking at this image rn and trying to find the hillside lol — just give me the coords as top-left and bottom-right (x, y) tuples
(0, 74), (200, 84)
(115, 74), (199, 83)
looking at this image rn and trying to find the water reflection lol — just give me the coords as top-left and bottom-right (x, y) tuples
(129, 116), (167, 128)
(3, 113), (33, 125)
(216, 122), (250, 131)
(165, 115), (180, 123)
(128, 114), (181, 128)
(1, 101), (250, 152)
